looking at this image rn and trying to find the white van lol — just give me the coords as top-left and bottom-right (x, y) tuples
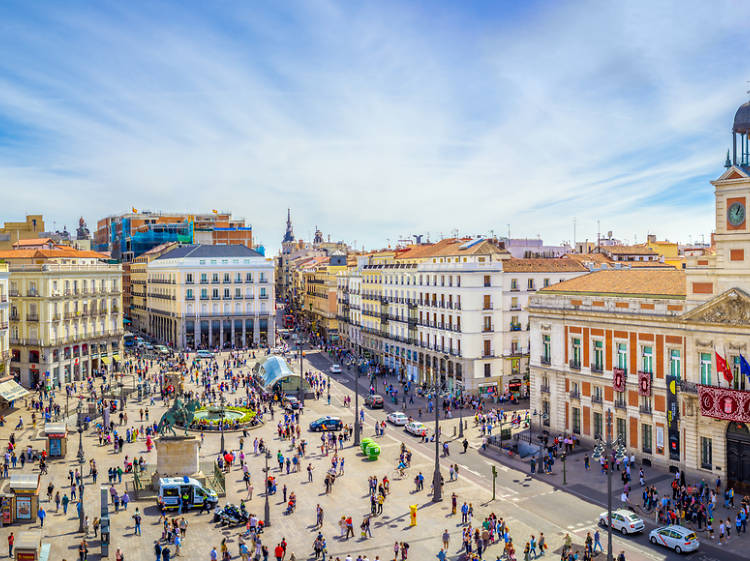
(157, 476), (218, 511)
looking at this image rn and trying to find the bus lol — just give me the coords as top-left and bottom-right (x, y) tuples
(283, 314), (295, 329)
(124, 332), (135, 348)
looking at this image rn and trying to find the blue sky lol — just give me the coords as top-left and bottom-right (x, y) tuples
(1, 1), (749, 253)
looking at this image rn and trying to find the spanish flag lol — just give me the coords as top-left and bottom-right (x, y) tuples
(132, 207), (138, 213)
(212, 209), (218, 214)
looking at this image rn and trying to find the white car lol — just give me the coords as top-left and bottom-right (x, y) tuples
(387, 412), (409, 426)
(598, 510), (644, 534)
(330, 364), (342, 374)
(405, 421), (428, 437)
(648, 525), (699, 554)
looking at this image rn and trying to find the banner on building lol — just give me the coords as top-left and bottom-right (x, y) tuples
(697, 384), (750, 423)
(638, 371), (652, 396)
(613, 368), (626, 392)
(666, 375), (680, 461)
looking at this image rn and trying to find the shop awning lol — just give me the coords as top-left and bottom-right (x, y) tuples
(100, 357), (111, 365)
(0, 379), (29, 402)
(112, 354), (120, 362)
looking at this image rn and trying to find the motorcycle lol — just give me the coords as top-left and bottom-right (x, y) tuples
(214, 503), (249, 526)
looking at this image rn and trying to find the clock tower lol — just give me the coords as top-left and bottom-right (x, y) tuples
(685, 101), (750, 307)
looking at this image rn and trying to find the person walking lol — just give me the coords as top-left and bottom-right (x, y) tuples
(8, 532), (13, 557)
(442, 529), (450, 550)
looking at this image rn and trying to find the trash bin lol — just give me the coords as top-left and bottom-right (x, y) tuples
(366, 443), (380, 460)
(409, 504), (417, 526)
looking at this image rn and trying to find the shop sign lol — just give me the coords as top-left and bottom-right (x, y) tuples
(666, 375), (680, 461)
(16, 496), (31, 520)
(698, 385), (750, 423)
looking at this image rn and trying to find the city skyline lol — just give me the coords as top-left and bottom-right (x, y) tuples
(2, 1), (750, 254)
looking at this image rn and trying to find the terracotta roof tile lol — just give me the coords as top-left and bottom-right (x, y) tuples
(502, 258), (588, 273)
(539, 269), (685, 298)
(603, 245), (657, 256)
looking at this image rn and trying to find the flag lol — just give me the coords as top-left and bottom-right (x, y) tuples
(740, 354), (750, 382)
(715, 351), (733, 383)
(212, 209), (218, 214)
(131, 207), (138, 213)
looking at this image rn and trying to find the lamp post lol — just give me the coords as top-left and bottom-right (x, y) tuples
(263, 449), (271, 528)
(432, 381), (442, 502)
(219, 399), (226, 453)
(298, 342), (305, 407)
(78, 481), (85, 533)
(327, 367), (331, 405)
(353, 366), (361, 446)
(76, 400), (84, 464)
(592, 409), (627, 561)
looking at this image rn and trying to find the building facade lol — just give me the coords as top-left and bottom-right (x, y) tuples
(130, 242), (179, 334)
(0, 215), (45, 251)
(336, 239), (589, 394)
(528, 100), (750, 488)
(145, 245), (275, 349)
(3, 247), (124, 388)
(0, 264), (9, 377)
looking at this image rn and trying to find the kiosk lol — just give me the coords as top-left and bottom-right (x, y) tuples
(9, 474), (40, 524)
(43, 423), (67, 458)
(13, 530), (50, 561)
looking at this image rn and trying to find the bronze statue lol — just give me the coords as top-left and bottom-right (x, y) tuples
(157, 398), (200, 437)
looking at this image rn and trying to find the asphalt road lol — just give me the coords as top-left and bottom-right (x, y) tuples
(295, 345), (744, 561)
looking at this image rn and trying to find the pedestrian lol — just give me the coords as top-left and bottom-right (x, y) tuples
(442, 529), (450, 550)
(38, 506), (46, 528)
(8, 532), (13, 557)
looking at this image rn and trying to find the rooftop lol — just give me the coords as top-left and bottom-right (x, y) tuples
(156, 244), (263, 260)
(502, 258), (588, 273)
(539, 269), (685, 298)
(603, 245), (658, 256)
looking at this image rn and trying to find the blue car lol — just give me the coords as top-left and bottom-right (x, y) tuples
(309, 416), (343, 432)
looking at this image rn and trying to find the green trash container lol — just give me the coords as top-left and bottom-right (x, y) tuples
(366, 443), (381, 460)
(360, 438), (374, 453)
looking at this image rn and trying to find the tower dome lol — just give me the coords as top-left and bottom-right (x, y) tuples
(733, 101), (750, 134)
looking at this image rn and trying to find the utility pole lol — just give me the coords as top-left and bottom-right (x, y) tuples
(491, 465), (497, 500)
(432, 385), (442, 502)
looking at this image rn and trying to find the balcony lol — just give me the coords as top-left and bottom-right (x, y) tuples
(569, 390), (580, 399)
(259, 294), (269, 300)
(234, 294), (244, 299)
(0, 321), (8, 330)
(185, 279), (194, 284)
(27, 290), (40, 297)
(509, 305), (521, 311)
(569, 359), (581, 370)
(510, 323), (522, 331)
(540, 354), (551, 366)
(200, 279), (209, 284)
(259, 278), (268, 284)
(200, 295), (210, 301)
(639, 405), (652, 415)
(679, 380), (697, 394)
(540, 384), (550, 394)
(27, 314), (39, 322)
(591, 364), (603, 374)
(0, 294), (7, 303)
(185, 295), (195, 301)
(482, 326), (494, 333)
(614, 399), (627, 411)
(591, 395), (603, 404)
(223, 295), (233, 300)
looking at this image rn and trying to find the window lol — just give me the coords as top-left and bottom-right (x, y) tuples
(483, 340), (492, 357)
(542, 334), (550, 363)
(641, 346), (653, 374)
(572, 408), (581, 434)
(484, 363), (491, 377)
(542, 400), (550, 426)
(484, 275), (490, 287)
(593, 386), (603, 402)
(593, 340), (603, 371)
(483, 295), (491, 310)
(528, 278), (535, 290)
(700, 437), (712, 469)
(511, 279), (518, 290)
(617, 343), (627, 370)
(543, 278), (550, 287)
(235, 273), (242, 283)
(212, 288), (219, 298)
(483, 316), (492, 332)
(616, 417), (627, 442)
(201, 273), (208, 284)
(700, 352), (712, 385)
(200, 289), (208, 300)
(510, 297), (519, 310)
(186, 273), (193, 283)
(593, 412), (603, 439)
(212, 273), (219, 283)
(235, 288), (241, 298)
(571, 337), (581, 367)
(732, 356), (746, 390)
(246, 273), (253, 283)
(669, 349), (681, 379)
(642, 424), (653, 454)
(186, 289), (193, 299)
(223, 273), (230, 283)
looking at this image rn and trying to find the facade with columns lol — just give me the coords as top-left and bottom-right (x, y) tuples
(146, 244), (275, 349)
(528, 101), (750, 488)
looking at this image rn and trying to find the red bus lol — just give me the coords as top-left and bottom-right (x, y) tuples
(283, 315), (295, 329)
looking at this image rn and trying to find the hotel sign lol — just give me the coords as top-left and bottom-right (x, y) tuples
(613, 368), (626, 392)
(697, 385), (750, 423)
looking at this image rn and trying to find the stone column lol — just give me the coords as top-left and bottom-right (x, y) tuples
(195, 320), (201, 348)
(208, 321), (213, 346)
(231, 318), (235, 347)
(219, 321), (224, 348)
(242, 321), (246, 348)
(267, 314), (275, 346)
(253, 316), (260, 344)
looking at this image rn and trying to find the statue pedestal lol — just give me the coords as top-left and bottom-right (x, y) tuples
(151, 436), (204, 489)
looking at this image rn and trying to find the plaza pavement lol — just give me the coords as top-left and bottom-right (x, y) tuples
(0, 348), (740, 561)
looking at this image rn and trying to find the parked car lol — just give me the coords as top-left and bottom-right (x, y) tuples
(598, 510), (644, 534)
(648, 525), (699, 553)
(365, 394), (384, 408)
(309, 416), (343, 432)
(196, 350), (214, 359)
(330, 364), (342, 374)
(405, 421), (428, 437)
(386, 412), (409, 426)
(283, 396), (301, 410)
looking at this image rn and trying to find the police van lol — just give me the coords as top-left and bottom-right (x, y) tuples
(157, 476), (218, 511)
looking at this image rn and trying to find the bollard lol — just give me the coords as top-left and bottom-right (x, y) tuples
(409, 504), (417, 526)
(453, 426), (457, 436)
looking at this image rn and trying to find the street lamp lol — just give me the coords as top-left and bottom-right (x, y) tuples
(353, 365), (361, 446)
(592, 409), (627, 561)
(327, 368), (331, 406)
(219, 398), (226, 453)
(76, 400), (84, 464)
(298, 342), (305, 407)
(78, 482), (85, 533)
(432, 381), (442, 502)
(263, 449), (271, 528)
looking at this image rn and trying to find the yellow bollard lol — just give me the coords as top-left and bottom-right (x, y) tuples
(409, 504), (417, 526)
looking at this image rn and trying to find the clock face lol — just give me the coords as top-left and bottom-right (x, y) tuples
(728, 201), (746, 226)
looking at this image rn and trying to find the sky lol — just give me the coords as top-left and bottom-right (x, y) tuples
(1, 0), (749, 254)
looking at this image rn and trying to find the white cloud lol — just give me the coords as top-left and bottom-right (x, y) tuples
(0, 1), (748, 251)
